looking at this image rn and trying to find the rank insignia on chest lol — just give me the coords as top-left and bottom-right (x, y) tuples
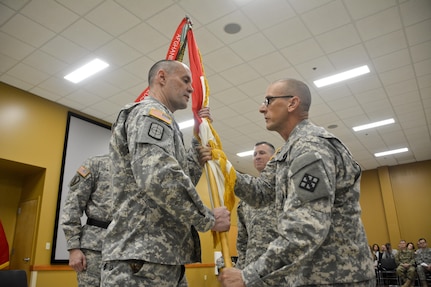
(299, 173), (319, 192)
(148, 122), (164, 140)
(77, 166), (90, 178)
(149, 108), (172, 125)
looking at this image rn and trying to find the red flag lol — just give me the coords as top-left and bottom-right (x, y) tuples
(135, 17), (191, 102)
(0, 220), (9, 270)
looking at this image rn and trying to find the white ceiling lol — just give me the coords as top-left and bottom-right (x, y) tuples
(1, 0), (430, 176)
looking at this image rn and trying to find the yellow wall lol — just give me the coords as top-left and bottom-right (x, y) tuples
(1, 82), (431, 286)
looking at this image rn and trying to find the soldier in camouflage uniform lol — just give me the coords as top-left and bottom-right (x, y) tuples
(236, 141), (278, 269)
(101, 60), (230, 287)
(416, 238), (431, 287)
(219, 78), (375, 287)
(61, 154), (112, 287)
(395, 240), (416, 287)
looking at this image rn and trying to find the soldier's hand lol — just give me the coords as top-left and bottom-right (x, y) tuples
(218, 267), (245, 287)
(198, 107), (213, 122)
(211, 206), (230, 232)
(69, 248), (87, 272)
(197, 145), (212, 166)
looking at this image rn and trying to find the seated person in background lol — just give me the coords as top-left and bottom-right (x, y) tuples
(407, 242), (416, 253)
(416, 238), (431, 287)
(371, 244), (380, 270)
(379, 243), (397, 271)
(396, 239), (416, 287)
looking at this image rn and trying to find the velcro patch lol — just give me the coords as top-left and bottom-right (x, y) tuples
(149, 108), (172, 125)
(299, 173), (319, 192)
(70, 175), (80, 187)
(148, 122), (164, 140)
(77, 166), (90, 178)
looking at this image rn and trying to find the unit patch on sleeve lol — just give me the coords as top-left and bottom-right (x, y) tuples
(148, 122), (164, 140)
(299, 173), (320, 192)
(77, 166), (91, 178)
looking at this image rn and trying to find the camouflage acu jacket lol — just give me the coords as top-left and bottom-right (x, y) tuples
(61, 154), (112, 251)
(103, 97), (215, 265)
(235, 120), (375, 286)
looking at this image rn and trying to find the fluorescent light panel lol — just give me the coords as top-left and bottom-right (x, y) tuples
(178, 119), (194, 130)
(64, 58), (109, 83)
(237, 150), (254, 157)
(374, 148), (408, 157)
(314, 65), (370, 88)
(353, 118), (395, 132)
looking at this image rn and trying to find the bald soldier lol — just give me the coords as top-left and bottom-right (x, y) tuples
(219, 78), (375, 287)
(101, 60), (230, 287)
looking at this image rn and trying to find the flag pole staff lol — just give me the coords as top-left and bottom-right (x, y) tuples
(204, 162), (233, 269)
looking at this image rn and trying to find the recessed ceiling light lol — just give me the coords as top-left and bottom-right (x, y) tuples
(353, 118), (395, 132)
(374, 148), (408, 157)
(237, 150), (254, 157)
(64, 58), (109, 83)
(314, 65), (370, 88)
(224, 23), (241, 34)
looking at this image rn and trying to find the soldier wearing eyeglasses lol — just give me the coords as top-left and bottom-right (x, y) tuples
(219, 78), (375, 287)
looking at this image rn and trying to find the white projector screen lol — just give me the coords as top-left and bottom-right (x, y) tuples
(51, 112), (111, 263)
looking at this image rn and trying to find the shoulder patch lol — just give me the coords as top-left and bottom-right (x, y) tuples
(77, 165), (91, 178)
(149, 108), (172, 125)
(299, 173), (320, 192)
(148, 122), (164, 140)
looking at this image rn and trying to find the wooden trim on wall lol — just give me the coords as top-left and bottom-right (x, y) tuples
(30, 262), (215, 271)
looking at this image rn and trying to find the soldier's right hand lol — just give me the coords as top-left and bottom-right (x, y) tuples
(211, 206), (230, 232)
(69, 248), (87, 272)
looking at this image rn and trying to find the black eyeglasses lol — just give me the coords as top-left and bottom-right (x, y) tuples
(263, 95), (294, 107)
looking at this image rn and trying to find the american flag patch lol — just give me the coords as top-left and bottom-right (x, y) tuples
(149, 108), (172, 125)
(77, 166), (90, 178)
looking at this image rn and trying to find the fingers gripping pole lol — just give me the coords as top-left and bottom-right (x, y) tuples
(205, 163), (232, 268)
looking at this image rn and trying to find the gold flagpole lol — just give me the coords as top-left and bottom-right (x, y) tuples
(205, 163), (232, 268)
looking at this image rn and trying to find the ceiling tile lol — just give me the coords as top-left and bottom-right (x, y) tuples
(0, 31), (33, 60)
(263, 17), (311, 49)
(356, 7), (402, 41)
(399, 0), (431, 26)
(230, 32), (276, 61)
(20, 0), (79, 33)
(344, 0), (396, 20)
(365, 30), (407, 59)
(95, 39), (141, 66)
(85, 0), (140, 37)
(56, 0), (103, 15)
(1, 13), (55, 47)
(62, 19), (112, 51)
(241, 0), (295, 30)
(301, 1), (350, 35)
(41, 35), (89, 64)
(316, 24), (361, 54)
(280, 38), (324, 65)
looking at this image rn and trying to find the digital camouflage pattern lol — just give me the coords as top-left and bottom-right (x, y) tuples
(101, 260), (185, 287)
(236, 200), (278, 269)
(395, 249), (416, 281)
(102, 96), (215, 286)
(234, 120), (375, 286)
(416, 247), (431, 281)
(77, 249), (102, 286)
(60, 154), (112, 286)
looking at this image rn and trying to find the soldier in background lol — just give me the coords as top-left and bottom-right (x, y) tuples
(61, 154), (112, 287)
(236, 141), (277, 269)
(416, 238), (431, 287)
(101, 60), (230, 287)
(396, 239), (416, 287)
(219, 78), (375, 286)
